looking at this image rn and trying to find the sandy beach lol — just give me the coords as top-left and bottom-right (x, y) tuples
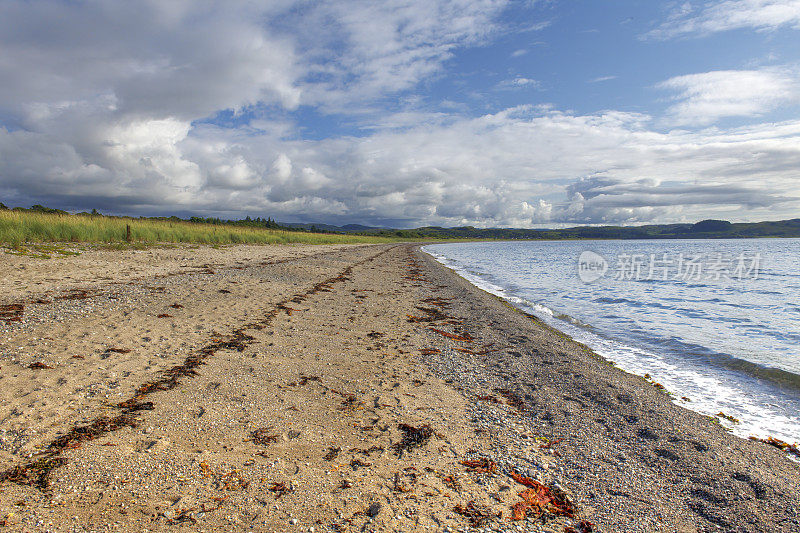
(1, 242), (798, 532)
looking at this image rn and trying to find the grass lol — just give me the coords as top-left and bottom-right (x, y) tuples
(0, 210), (400, 248)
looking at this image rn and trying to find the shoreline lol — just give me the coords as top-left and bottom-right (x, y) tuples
(0, 243), (797, 531)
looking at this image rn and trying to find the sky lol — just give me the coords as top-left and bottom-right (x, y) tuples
(1, 0), (800, 228)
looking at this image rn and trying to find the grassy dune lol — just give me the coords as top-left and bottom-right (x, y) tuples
(0, 210), (398, 247)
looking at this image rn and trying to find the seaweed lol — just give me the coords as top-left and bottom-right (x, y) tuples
(716, 412), (740, 424)
(407, 306), (450, 323)
(421, 297), (451, 308)
(460, 457), (497, 474)
(268, 481), (294, 498)
(454, 501), (497, 527)
(476, 394), (503, 404)
(350, 458), (372, 470)
(218, 470), (250, 491)
(287, 375), (321, 386)
(0, 456), (67, 489)
(495, 388), (526, 411)
(249, 428), (279, 446)
(157, 313), (173, 318)
(565, 520), (595, 533)
(0, 414), (138, 489)
(393, 423), (433, 458)
(323, 447), (341, 461)
(453, 347), (476, 354)
(28, 362), (52, 369)
(0, 303), (24, 323)
(429, 328), (473, 342)
(419, 348), (440, 355)
(393, 471), (414, 492)
(49, 414), (139, 450)
(509, 471), (575, 520)
(56, 289), (91, 300)
(105, 347), (132, 354)
(117, 399), (154, 412)
(169, 303), (184, 309)
(165, 509), (197, 525)
(539, 438), (563, 450)
(330, 389), (364, 411)
(749, 436), (800, 457)
(349, 445), (384, 456)
(277, 304), (299, 316)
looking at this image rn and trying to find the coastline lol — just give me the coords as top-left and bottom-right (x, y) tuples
(0, 243), (797, 532)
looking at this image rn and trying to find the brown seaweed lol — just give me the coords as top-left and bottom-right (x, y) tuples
(454, 501), (498, 527)
(749, 435), (800, 457)
(56, 289), (91, 300)
(393, 423), (433, 458)
(323, 447), (341, 461)
(495, 388), (526, 411)
(429, 328), (473, 342)
(105, 347), (132, 354)
(249, 428), (279, 446)
(268, 481), (294, 498)
(460, 457), (497, 474)
(509, 471), (575, 520)
(0, 303), (24, 323)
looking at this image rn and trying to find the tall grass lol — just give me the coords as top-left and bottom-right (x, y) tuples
(0, 210), (399, 247)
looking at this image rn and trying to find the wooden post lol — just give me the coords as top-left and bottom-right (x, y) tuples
(126, 224), (132, 243)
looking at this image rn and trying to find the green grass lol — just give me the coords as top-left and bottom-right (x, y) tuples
(0, 210), (400, 247)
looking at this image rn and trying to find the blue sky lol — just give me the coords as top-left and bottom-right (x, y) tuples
(1, 0), (800, 227)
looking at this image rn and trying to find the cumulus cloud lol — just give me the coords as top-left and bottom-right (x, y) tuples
(657, 68), (800, 125)
(646, 0), (800, 39)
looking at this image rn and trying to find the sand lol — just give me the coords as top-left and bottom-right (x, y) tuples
(0, 242), (798, 532)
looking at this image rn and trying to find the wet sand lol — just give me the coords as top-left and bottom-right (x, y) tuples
(0, 243), (798, 532)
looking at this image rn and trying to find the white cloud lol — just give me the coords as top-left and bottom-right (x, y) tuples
(589, 75), (617, 83)
(497, 77), (541, 90)
(647, 0), (800, 39)
(657, 68), (800, 125)
(291, 0), (509, 110)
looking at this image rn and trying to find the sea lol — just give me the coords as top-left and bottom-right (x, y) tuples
(423, 238), (800, 444)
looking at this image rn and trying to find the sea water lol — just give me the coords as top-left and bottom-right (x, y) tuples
(423, 239), (800, 444)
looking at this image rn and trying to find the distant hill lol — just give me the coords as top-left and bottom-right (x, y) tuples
(358, 218), (800, 240)
(280, 222), (388, 233)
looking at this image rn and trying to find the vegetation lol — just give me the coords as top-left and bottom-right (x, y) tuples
(0, 208), (398, 247)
